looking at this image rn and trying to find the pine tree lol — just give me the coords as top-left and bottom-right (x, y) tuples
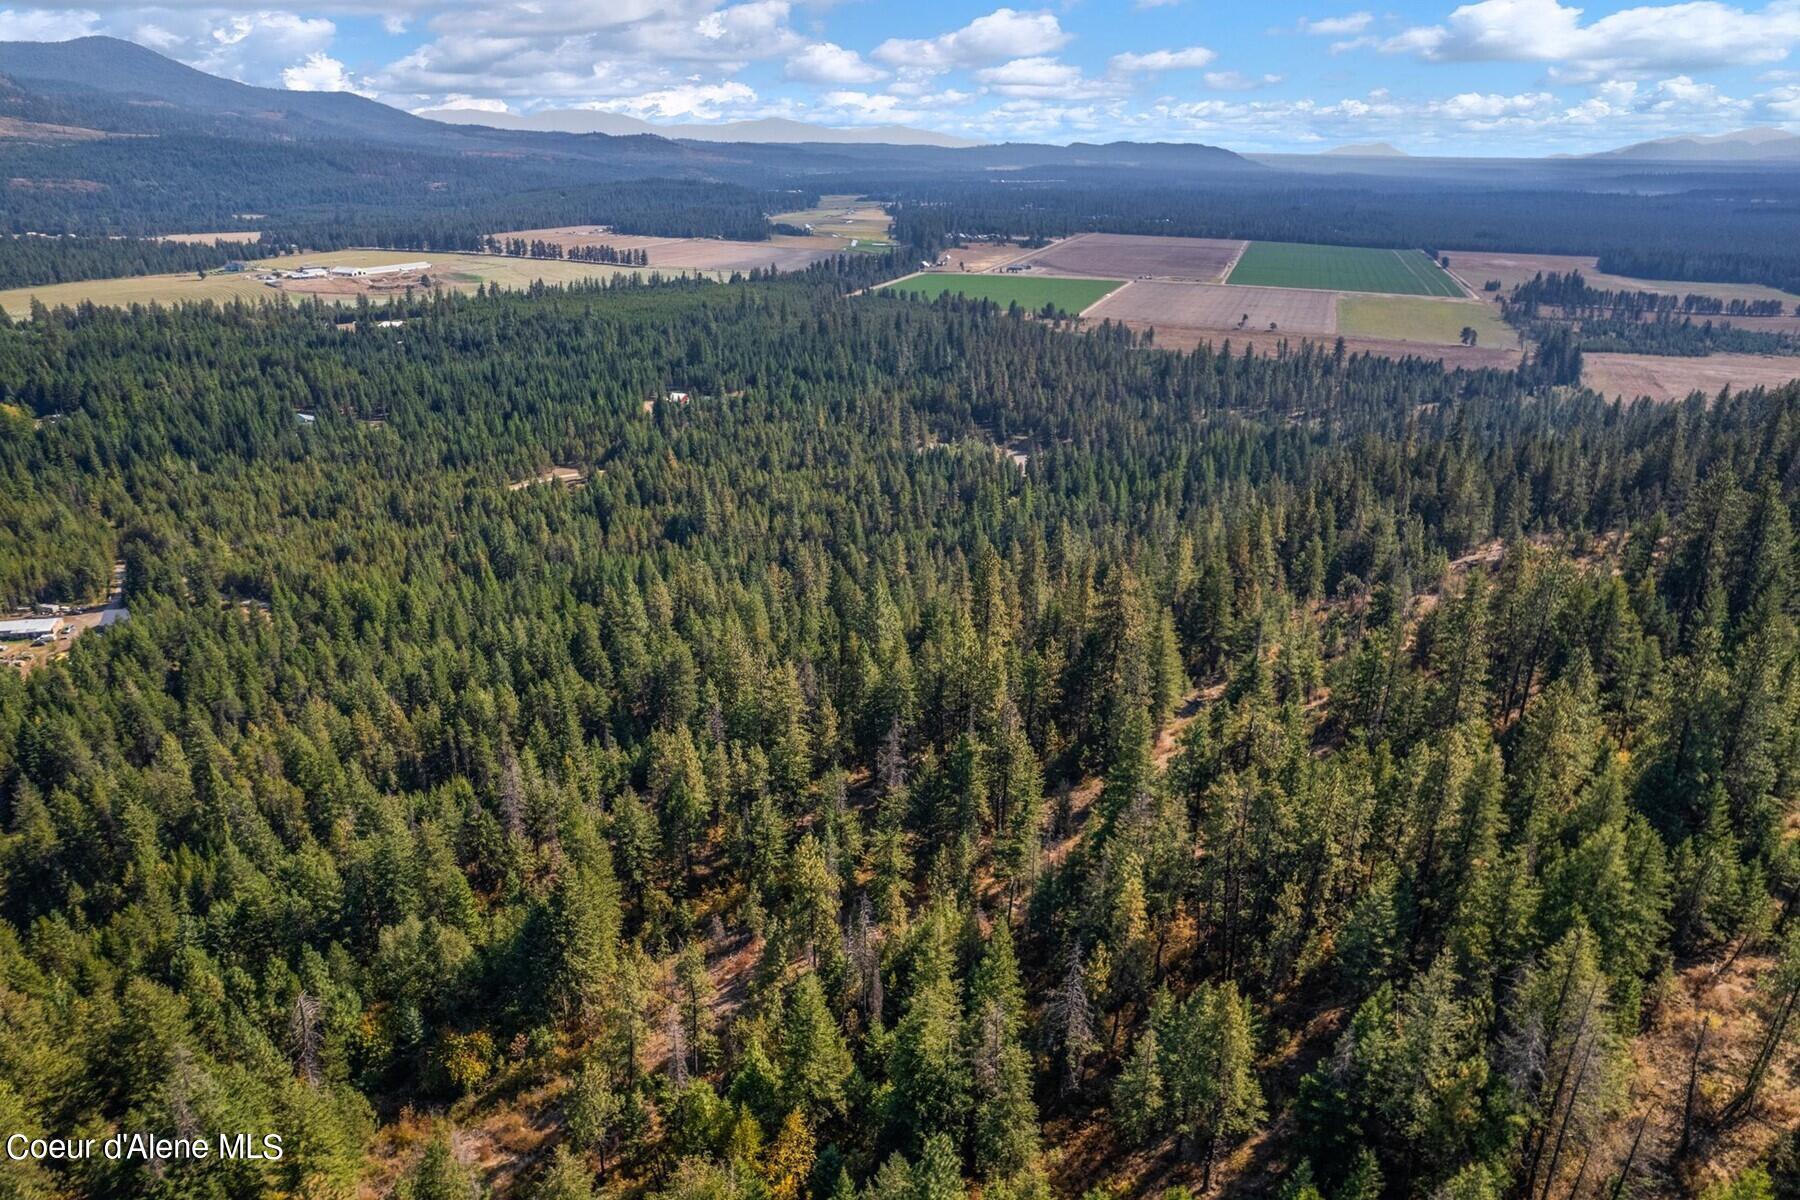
(650, 724), (711, 884)
(886, 938), (970, 1150)
(914, 1133), (967, 1200)
(397, 1126), (481, 1200)
(1114, 1019), (1165, 1146)
(565, 1058), (622, 1174)
(544, 861), (621, 1028)
(970, 999), (1039, 1179)
(533, 1146), (596, 1200)
(780, 971), (854, 1121)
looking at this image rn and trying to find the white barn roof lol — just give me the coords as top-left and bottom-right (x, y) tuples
(0, 617), (61, 638)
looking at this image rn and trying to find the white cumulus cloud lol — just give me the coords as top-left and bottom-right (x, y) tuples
(282, 50), (372, 94)
(597, 79), (758, 120)
(0, 7), (99, 40)
(1109, 46), (1218, 71)
(1298, 11), (1373, 34)
(1386, 0), (1800, 79)
(873, 8), (1069, 71)
(786, 41), (886, 83)
(976, 55), (1123, 98)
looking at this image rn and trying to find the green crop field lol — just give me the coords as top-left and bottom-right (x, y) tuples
(1228, 242), (1465, 297)
(881, 273), (1123, 314)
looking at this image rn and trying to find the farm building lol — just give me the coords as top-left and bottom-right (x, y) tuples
(328, 262), (431, 278)
(0, 616), (62, 640)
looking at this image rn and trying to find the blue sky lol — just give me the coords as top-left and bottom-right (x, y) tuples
(1, 0), (1798, 153)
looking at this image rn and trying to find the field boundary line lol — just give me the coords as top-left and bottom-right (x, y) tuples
(860, 270), (920, 297)
(1080, 279), (1133, 319)
(1440, 258), (1481, 299)
(1218, 239), (1250, 283)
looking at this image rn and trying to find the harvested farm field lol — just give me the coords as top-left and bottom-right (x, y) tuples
(881, 272), (1123, 314)
(1582, 352), (1800, 402)
(939, 242), (1035, 273)
(491, 226), (832, 272)
(1010, 233), (1245, 281)
(1337, 294), (1514, 347)
(1443, 250), (1800, 306)
(1088, 281), (1336, 335)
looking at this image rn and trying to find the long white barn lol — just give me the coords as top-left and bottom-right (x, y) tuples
(328, 262), (431, 278)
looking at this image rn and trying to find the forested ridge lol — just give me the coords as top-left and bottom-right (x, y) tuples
(0, 272), (1797, 1200)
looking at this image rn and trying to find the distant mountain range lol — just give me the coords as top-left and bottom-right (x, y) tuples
(0, 36), (1250, 175)
(0, 36), (1253, 178)
(0, 35), (439, 144)
(419, 107), (981, 149)
(1588, 127), (1800, 162)
(0, 35), (1256, 237)
(1320, 142), (1409, 158)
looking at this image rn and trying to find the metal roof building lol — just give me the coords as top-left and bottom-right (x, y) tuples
(0, 617), (62, 640)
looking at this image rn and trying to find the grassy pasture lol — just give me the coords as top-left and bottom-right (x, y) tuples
(880, 273), (1123, 314)
(1229, 242), (1465, 297)
(1337, 294), (1513, 346)
(0, 250), (718, 317)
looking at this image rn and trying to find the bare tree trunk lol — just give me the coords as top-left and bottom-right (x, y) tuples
(1565, 1142), (1595, 1200)
(1524, 973), (1598, 1196)
(1676, 1018), (1710, 1159)
(1539, 1026), (1600, 1200)
(1722, 983), (1796, 1125)
(1607, 1106), (1651, 1200)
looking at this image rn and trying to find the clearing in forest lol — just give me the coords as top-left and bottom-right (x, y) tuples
(767, 194), (894, 253)
(1229, 241), (1466, 297)
(880, 272), (1123, 314)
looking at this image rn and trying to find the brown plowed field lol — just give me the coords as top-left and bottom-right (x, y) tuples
(493, 226), (831, 272)
(1582, 352), (1800, 402)
(1012, 233), (1246, 281)
(1089, 281), (1336, 334)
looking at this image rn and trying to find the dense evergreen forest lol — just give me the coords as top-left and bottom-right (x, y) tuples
(0, 265), (1797, 1200)
(0, 235), (274, 289)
